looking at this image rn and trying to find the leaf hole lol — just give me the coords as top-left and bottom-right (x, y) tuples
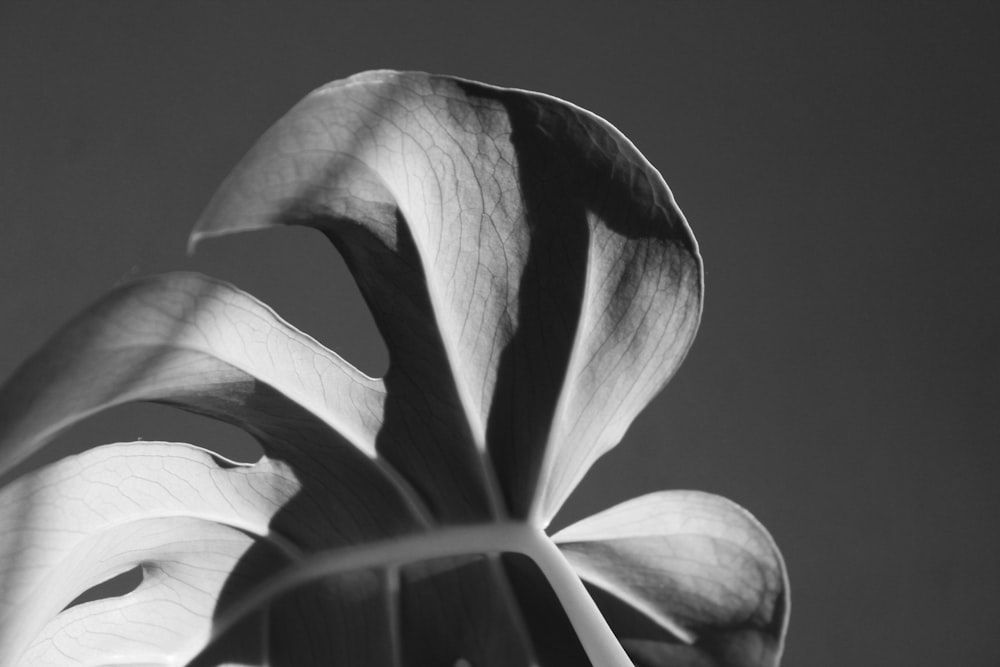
(62, 564), (143, 611)
(208, 451), (254, 469)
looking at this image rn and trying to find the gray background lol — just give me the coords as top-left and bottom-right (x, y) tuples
(1, 2), (997, 665)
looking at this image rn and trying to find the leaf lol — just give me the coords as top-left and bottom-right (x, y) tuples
(552, 492), (790, 667)
(0, 70), (787, 667)
(192, 69), (703, 523)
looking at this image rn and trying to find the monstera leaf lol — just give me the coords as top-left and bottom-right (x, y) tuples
(0, 71), (788, 666)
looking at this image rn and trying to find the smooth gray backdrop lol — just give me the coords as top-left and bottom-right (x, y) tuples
(1, 3), (997, 665)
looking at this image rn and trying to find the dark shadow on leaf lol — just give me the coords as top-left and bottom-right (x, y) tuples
(468, 81), (699, 518)
(186, 384), (419, 665)
(473, 84), (592, 519)
(319, 211), (497, 521)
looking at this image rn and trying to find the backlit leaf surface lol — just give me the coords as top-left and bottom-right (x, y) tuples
(0, 71), (787, 666)
(554, 492), (789, 667)
(192, 70), (702, 523)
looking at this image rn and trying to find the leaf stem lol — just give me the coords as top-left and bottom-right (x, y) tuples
(519, 526), (634, 667)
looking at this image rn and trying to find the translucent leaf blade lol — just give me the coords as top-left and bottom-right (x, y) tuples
(0, 441), (434, 666)
(192, 70), (703, 522)
(553, 491), (789, 667)
(0, 442), (297, 664)
(18, 520), (274, 667)
(0, 271), (384, 479)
